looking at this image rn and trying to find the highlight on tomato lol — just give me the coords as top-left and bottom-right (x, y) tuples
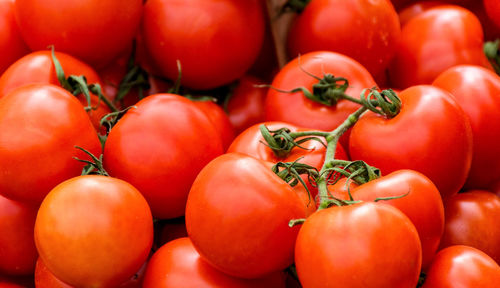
(34, 175), (153, 288)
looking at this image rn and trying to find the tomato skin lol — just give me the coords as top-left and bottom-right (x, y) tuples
(0, 0), (29, 75)
(349, 85), (473, 200)
(295, 202), (422, 287)
(484, 0), (500, 30)
(228, 122), (348, 171)
(398, 1), (445, 26)
(0, 50), (109, 132)
(34, 175), (153, 288)
(35, 258), (147, 288)
(143, 237), (286, 288)
(265, 51), (376, 132)
(288, 0), (401, 77)
(332, 170), (444, 270)
(0, 84), (101, 203)
(104, 94), (224, 219)
(423, 245), (500, 288)
(142, 0), (265, 90)
(185, 153), (306, 279)
(191, 100), (235, 152)
(439, 190), (500, 264)
(433, 66), (500, 189)
(389, 5), (491, 88)
(226, 75), (268, 135)
(0, 194), (38, 276)
(14, 0), (143, 68)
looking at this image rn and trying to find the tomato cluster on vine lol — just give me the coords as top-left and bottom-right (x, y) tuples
(1, 0), (500, 287)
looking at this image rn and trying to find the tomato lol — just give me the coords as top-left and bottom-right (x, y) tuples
(104, 94), (224, 219)
(156, 217), (188, 248)
(423, 245), (500, 287)
(141, 0), (265, 90)
(191, 100), (235, 152)
(439, 190), (500, 263)
(265, 51), (377, 134)
(484, 0), (500, 30)
(0, 84), (101, 203)
(0, 0), (29, 75)
(228, 121), (348, 172)
(331, 170), (444, 270)
(14, 0), (143, 68)
(398, 1), (445, 26)
(143, 237), (286, 288)
(185, 153), (306, 279)
(0, 50), (110, 132)
(0, 282), (25, 288)
(34, 175), (153, 288)
(295, 202), (422, 287)
(226, 75), (268, 135)
(349, 85), (473, 200)
(287, 0), (401, 77)
(35, 257), (147, 288)
(0, 194), (38, 276)
(433, 65), (500, 189)
(388, 5), (491, 88)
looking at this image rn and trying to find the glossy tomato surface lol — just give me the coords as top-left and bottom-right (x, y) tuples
(389, 5), (491, 88)
(104, 94), (224, 219)
(0, 84), (101, 203)
(295, 202), (422, 287)
(433, 65), (500, 190)
(142, 0), (265, 89)
(143, 237), (286, 288)
(265, 51), (376, 132)
(34, 175), (153, 288)
(288, 0), (401, 77)
(423, 245), (500, 287)
(0, 194), (38, 276)
(14, 0), (143, 67)
(0, 0), (29, 75)
(332, 170), (444, 270)
(349, 85), (473, 200)
(186, 153), (305, 279)
(439, 190), (500, 263)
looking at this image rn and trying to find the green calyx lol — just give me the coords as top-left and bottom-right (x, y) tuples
(485, 39), (500, 76)
(50, 46), (118, 112)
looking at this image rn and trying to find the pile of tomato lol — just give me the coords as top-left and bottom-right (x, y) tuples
(1, 0), (500, 287)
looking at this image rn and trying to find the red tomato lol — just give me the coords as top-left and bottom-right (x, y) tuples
(331, 170), (444, 270)
(484, 0), (500, 30)
(433, 65), (500, 189)
(349, 85), (473, 200)
(398, 1), (445, 26)
(423, 245), (500, 287)
(104, 94), (224, 219)
(14, 0), (143, 68)
(143, 237), (286, 288)
(141, 0), (265, 90)
(389, 5), (491, 88)
(191, 100), (235, 152)
(0, 0), (29, 75)
(0, 84), (101, 203)
(35, 258), (147, 288)
(0, 282), (25, 288)
(185, 153), (306, 278)
(228, 121), (348, 172)
(226, 75), (268, 135)
(0, 50), (109, 132)
(287, 0), (401, 77)
(295, 202), (422, 287)
(265, 51), (377, 133)
(439, 190), (500, 263)
(0, 194), (38, 276)
(34, 175), (153, 288)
